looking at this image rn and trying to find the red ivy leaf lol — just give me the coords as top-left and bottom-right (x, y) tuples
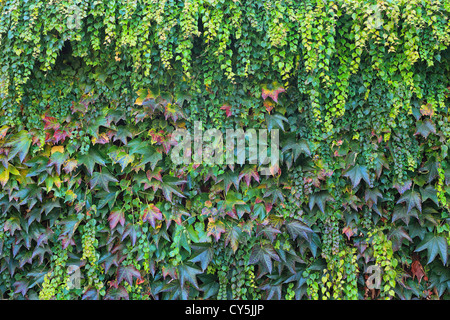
(54, 129), (71, 144)
(108, 208), (125, 230)
(142, 203), (162, 228)
(265, 202), (273, 214)
(146, 167), (163, 183)
(261, 84), (286, 103)
(238, 166), (260, 187)
(43, 115), (60, 130)
(342, 225), (356, 240)
(411, 260), (428, 284)
(220, 104), (232, 117)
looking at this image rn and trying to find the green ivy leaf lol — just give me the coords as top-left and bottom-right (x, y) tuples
(420, 185), (439, 206)
(343, 164), (371, 188)
(415, 119), (436, 138)
(109, 149), (135, 172)
(189, 244), (214, 271)
(78, 148), (106, 176)
(6, 130), (32, 163)
(89, 170), (118, 192)
(397, 189), (422, 214)
(177, 263), (202, 290)
(415, 234), (448, 265)
(285, 220), (313, 241)
(309, 191), (333, 213)
(249, 243), (280, 274)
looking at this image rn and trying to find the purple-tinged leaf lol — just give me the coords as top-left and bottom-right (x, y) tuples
(141, 204), (162, 228)
(117, 265), (142, 286)
(108, 208), (125, 230)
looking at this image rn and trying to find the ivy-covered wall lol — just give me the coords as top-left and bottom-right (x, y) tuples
(1, 0), (450, 300)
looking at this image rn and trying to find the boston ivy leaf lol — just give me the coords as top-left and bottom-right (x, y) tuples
(13, 280), (29, 296)
(189, 244), (214, 271)
(309, 190), (333, 213)
(177, 263), (202, 290)
(48, 151), (68, 175)
(420, 160), (439, 184)
(6, 130), (32, 163)
(96, 190), (118, 210)
(63, 158), (78, 174)
(42, 115), (60, 130)
(261, 282), (283, 300)
(392, 205), (419, 225)
(266, 113), (288, 132)
(104, 286), (129, 300)
(113, 126), (134, 145)
(257, 225), (281, 243)
(121, 223), (140, 246)
(0, 125), (9, 139)
(64, 189), (77, 203)
(277, 249), (304, 274)
(415, 119), (436, 138)
(396, 189), (422, 214)
(89, 170), (118, 192)
(249, 243), (280, 274)
(224, 192), (246, 211)
(32, 246), (51, 265)
(217, 170), (240, 194)
(393, 179), (412, 195)
(365, 188), (383, 207)
(252, 202), (268, 220)
(206, 218), (226, 241)
(198, 274), (219, 300)
(82, 288), (100, 300)
(420, 103), (434, 117)
(373, 153), (389, 178)
(224, 223), (243, 252)
(108, 208), (125, 229)
(420, 185), (439, 206)
(108, 149), (135, 172)
(238, 166), (260, 187)
(261, 83), (285, 103)
(141, 203), (162, 228)
(117, 265), (142, 286)
(285, 220), (313, 241)
(4, 216), (21, 236)
(282, 137), (311, 162)
(388, 226), (412, 252)
(220, 104), (232, 117)
(159, 176), (186, 202)
(78, 147), (106, 176)
(0, 167), (9, 187)
(343, 164), (371, 188)
(58, 215), (81, 238)
(415, 234), (448, 265)
(263, 185), (285, 204)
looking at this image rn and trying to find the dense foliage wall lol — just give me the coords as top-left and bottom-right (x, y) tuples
(1, 0), (450, 300)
